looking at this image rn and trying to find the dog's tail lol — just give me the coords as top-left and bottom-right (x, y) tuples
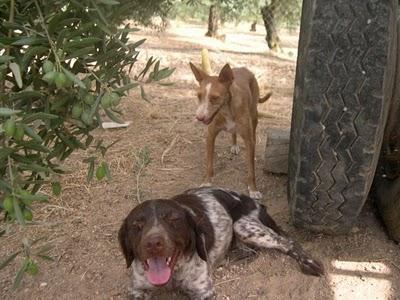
(258, 89), (272, 103)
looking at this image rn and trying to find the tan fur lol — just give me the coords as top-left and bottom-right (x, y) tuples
(189, 63), (272, 198)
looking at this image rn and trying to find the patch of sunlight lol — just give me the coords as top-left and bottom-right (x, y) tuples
(329, 260), (392, 300)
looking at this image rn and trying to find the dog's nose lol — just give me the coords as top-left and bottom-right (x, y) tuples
(145, 235), (165, 253)
(196, 115), (204, 121)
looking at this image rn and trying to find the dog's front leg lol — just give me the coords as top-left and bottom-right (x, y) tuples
(177, 254), (215, 299)
(181, 272), (214, 300)
(130, 288), (153, 300)
(240, 129), (262, 199)
(202, 126), (219, 186)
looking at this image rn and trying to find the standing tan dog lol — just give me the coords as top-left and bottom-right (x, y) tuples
(189, 63), (271, 199)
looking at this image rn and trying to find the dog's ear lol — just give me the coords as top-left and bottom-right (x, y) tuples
(186, 211), (208, 261)
(118, 219), (135, 267)
(218, 63), (234, 85)
(189, 62), (207, 83)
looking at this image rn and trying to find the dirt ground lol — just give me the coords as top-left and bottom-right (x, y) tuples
(1, 22), (400, 300)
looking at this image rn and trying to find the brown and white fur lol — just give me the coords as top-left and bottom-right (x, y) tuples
(118, 187), (324, 300)
(189, 63), (271, 199)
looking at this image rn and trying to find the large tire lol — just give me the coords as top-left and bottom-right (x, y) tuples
(288, 0), (398, 234)
(373, 18), (400, 243)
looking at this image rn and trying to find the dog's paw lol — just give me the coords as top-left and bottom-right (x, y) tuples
(230, 145), (240, 155)
(200, 182), (212, 187)
(300, 258), (324, 277)
(249, 190), (263, 199)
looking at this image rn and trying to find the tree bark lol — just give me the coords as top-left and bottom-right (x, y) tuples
(250, 21), (257, 32)
(261, 0), (281, 51)
(205, 5), (220, 38)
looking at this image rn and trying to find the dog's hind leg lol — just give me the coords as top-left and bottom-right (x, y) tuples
(230, 133), (240, 155)
(233, 213), (324, 276)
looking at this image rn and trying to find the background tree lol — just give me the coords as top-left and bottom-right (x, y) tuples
(261, 0), (301, 51)
(172, 0), (301, 50)
(205, 4), (220, 37)
(261, 0), (280, 51)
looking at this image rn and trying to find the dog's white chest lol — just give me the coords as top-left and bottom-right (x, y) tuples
(223, 118), (236, 133)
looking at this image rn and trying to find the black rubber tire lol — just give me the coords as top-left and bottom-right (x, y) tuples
(373, 18), (400, 243)
(288, 0), (398, 234)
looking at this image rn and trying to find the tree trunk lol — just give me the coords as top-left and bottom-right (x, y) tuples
(250, 21), (257, 32)
(261, 0), (281, 51)
(205, 5), (220, 38)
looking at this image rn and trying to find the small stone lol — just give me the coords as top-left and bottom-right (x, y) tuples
(40, 282), (48, 288)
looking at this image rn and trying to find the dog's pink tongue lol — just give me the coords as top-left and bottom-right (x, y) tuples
(146, 257), (171, 286)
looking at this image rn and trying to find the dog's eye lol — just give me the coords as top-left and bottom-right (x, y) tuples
(210, 96), (219, 103)
(166, 213), (183, 224)
(132, 220), (145, 230)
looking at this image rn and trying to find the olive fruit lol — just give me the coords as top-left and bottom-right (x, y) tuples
(71, 103), (83, 119)
(96, 164), (106, 180)
(43, 60), (54, 73)
(3, 119), (16, 137)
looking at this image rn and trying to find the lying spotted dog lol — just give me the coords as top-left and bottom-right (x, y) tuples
(118, 187), (324, 299)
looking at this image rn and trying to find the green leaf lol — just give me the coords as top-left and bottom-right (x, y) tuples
(0, 148), (15, 162)
(0, 55), (14, 63)
(66, 46), (95, 59)
(0, 179), (12, 193)
(11, 37), (47, 46)
(95, 21), (113, 36)
(17, 193), (48, 202)
(18, 163), (52, 173)
(15, 140), (50, 153)
(0, 251), (20, 270)
(49, 17), (80, 34)
(153, 60), (160, 75)
(87, 160), (95, 183)
(114, 82), (139, 93)
(138, 56), (154, 79)
(140, 85), (149, 102)
(158, 82), (174, 86)
(154, 67), (175, 81)
(22, 125), (43, 143)
(89, 93), (102, 119)
(10, 91), (43, 101)
(13, 197), (25, 226)
(64, 37), (102, 50)
(20, 46), (48, 71)
(118, 27), (140, 33)
(90, 0), (110, 26)
(61, 67), (86, 89)
(103, 161), (111, 180)
(9, 62), (23, 88)
(83, 156), (96, 163)
(0, 107), (21, 116)
(51, 182), (61, 196)
(48, 11), (74, 33)
(13, 259), (29, 290)
(129, 38), (146, 49)
(104, 108), (124, 123)
(99, 0), (120, 4)
(22, 112), (59, 123)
